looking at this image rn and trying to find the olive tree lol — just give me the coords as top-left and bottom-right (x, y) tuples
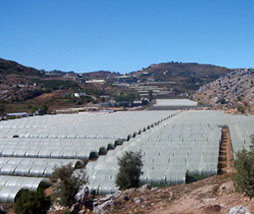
(233, 135), (254, 197)
(14, 189), (51, 214)
(51, 164), (87, 207)
(115, 151), (143, 190)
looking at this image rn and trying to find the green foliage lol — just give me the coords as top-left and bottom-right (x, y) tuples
(28, 104), (38, 113)
(39, 104), (49, 114)
(0, 104), (5, 115)
(216, 98), (227, 104)
(33, 79), (79, 90)
(51, 164), (87, 207)
(44, 88), (52, 93)
(186, 173), (210, 183)
(238, 105), (245, 114)
(233, 135), (254, 197)
(114, 92), (140, 102)
(14, 189), (51, 214)
(148, 90), (153, 101)
(23, 89), (44, 100)
(115, 151), (143, 190)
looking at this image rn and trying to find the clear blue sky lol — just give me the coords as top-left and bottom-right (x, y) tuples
(0, 0), (253, 73)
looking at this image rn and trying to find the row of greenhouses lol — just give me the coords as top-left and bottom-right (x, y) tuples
(0, 157), (82, 177)
(155, 99), (198, 106)
(1, 110), (254, 200)
(0, 111), (177, 202)
(0, 176), (49, 202)
(0, 138), (120, 159)
(86, 110), (254, 195)
(86, 111), (223, 194)
(0, 111), (178, 139)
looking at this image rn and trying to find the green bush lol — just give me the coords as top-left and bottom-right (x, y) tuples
(14, 189), (51, 214)
(0, 104), (5, 115)
(233, 135), (254, 197)
(114, 92), (140, 102)
(115, 151), (143, 190)
(238, 105), (245, 114)
(23, 89), (44, 100)
(216, 98), (227, 104)
(51, 164), (87, 207)
(39, 104), (49, 114)
(186, 173), (210, 183)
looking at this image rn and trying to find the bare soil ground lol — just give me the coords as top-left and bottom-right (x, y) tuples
(110, 174), (254, 214)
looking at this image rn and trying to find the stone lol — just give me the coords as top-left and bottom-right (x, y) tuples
(134, 197), (143, 204)
(229, 206), (250, 214)
(138, 184), (151, 194)
(99, 194), (113, 203)
(151, 187), (159, 192)
(121, 195), (129, 201)
(93, 199), (114, 214)
(75, 185), (89, 204)
(70, 202), (81, 214)
(112, 191), (121, 199)
(168, 191), (174, 201)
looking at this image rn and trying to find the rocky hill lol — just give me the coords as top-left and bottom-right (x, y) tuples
(0, 58), (45, 76)
(0, 58), (103, 113)
(45, 174), (254, 214)
(193, 68), (254, 113)
(82, 71), (121, 80)
(0, 58), (234, 113)
(132, 62), (232, 92)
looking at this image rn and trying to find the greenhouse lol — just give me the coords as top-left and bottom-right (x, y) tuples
(0, 176), (49, 202)
(155, 99), (198, 106)
(0, 111), (177, 201)
(0, 110), (254, 199)
(86, 110), (254, 194)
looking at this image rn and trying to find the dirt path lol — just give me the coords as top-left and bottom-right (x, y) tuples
(218, 127), (234, 175)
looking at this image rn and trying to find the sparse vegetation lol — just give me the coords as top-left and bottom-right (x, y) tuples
(216, 98), (227, 105)
(32, 79), (80, 90)
(186, 173), (210, 183)
(39, 104), (49, 114)
(51, 164), (87, 207)
(114, 92), (140, 103)
(237, 105), (245, 114)
(0, 104), (5, 115)
(115, 151), (143, 190)
(233, 135), (254, 197)
(14, 189), (51, 214)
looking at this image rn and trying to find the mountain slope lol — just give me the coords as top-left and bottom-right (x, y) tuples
(194, 68), (254, 113)
(0, 58), (45, 76)
(0, 58), (102, 113)
(130, 62), (232, 95)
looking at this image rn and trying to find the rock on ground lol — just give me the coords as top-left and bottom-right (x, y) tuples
(229, 206), (250, 214)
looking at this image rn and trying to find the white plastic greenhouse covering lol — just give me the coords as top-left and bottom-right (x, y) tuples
(0, 111), (178, 201)
(155, 99), (198, 106)
(0, 176), (49, 202)
(0, 157), (82, 177)
(0, 138), (121, 160)
(85, 110), (254, 195)
(85, 111), (222, 194)
(1, 110), (254, 199)
(0, 111), (177, 139)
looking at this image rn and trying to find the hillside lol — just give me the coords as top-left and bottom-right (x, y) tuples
(0, 58), (234, 113)
(193, 68), (254, 113)
(0, 58), (45, 76)
(131, 62), (231, 93)
(101, 174), (254, 214)
(0, 58), (104, 113)
(82, 70), (121, 80)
